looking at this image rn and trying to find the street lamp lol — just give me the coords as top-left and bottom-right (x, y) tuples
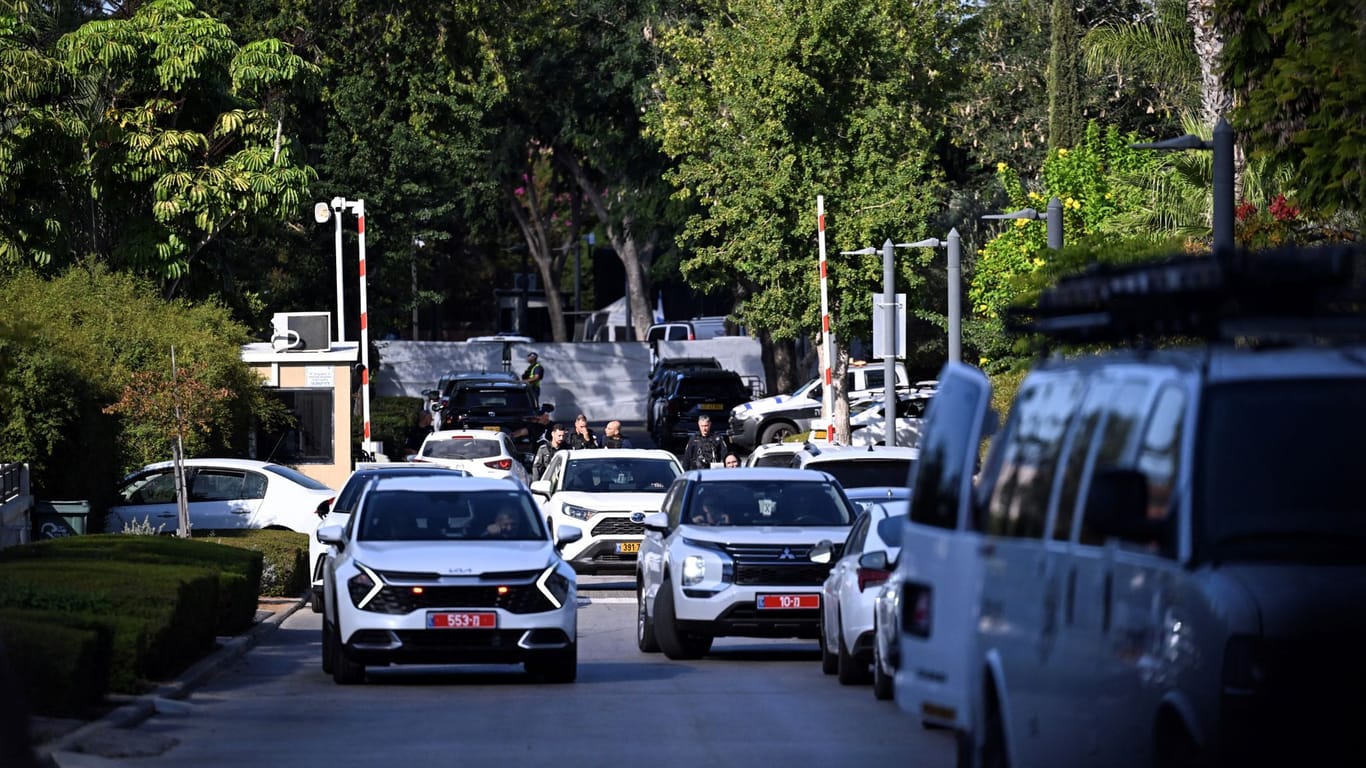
(983, 197), (1064, 251)
(839, 239), (911, 447)
(899, 229), (963, 364)
(1131, 116), (1234, 256)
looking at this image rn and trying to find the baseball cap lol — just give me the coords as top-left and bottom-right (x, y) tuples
(526, 352), (538, 360)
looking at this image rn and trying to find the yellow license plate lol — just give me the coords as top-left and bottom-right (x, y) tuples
(615, 542), (640, 554)
(482, 426), (502, 432)
(700, 403), (724, 410)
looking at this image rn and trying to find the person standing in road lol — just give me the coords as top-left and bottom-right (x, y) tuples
(521, 352), (545, 405)
(402, 410), (434, 461)
(532, 422), (568, 480)
(682, 414), (729, 470)
(568, 413), (600, 449)
(602, 420), (634, 449)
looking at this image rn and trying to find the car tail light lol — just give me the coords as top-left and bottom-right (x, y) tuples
(485, 458), (513, 470)
(857, 566), (892, 593)
(902, 582), (931, 638)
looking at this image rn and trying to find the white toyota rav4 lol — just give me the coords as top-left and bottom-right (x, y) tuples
(636, 468), (856, 659)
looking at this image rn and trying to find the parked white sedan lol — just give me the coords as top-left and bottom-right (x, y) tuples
(317, 474), (581, 684)
(415, 429), (531, 484)
(105, 458), (335, 534)
(529, 449), (683, 573)
(814, 488), (909, 685)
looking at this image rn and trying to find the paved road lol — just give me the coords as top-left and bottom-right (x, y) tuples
(47, 578), (955, 768)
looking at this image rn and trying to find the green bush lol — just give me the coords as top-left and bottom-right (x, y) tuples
(0, 607), (145, 695)
(0, 533), (263, 634)
(195, 529), (307, 598)
(365, 395), (426, 461)
(0, 615), (108, 718)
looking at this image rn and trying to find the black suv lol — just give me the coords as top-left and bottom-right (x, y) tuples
(646, 357), (722, 432)
(652, 369), (752, 452)
(436, 381), (553, 453)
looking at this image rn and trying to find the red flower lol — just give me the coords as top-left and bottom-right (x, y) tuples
(1268, 194), (1299, 222)
(1235, 200), (1258, 223)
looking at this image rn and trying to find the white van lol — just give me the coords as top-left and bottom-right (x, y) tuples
(900, 245), (1366, 767)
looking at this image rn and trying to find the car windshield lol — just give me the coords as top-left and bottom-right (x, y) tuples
(562, 458), (679, 492)
(263, 464), (331, 491)
(1196, 379), (1366, 562)
(451, 388), (533, 411)
(811, 459), (915, 490)
(358, 488), (545, 542)
(422, 437), (501, 460)
(678, 378), (748, 400)
(686, 480), (853, 527)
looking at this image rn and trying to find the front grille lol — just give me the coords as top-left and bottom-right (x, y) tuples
(722, 542), (841, 586)
(591, 517), (645, 536)
(362, 583), (555, 615)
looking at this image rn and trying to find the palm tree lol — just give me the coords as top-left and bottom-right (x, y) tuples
(1081, 0), (1199, 120)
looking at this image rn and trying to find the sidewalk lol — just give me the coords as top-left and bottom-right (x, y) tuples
(30, 596), (307, 765)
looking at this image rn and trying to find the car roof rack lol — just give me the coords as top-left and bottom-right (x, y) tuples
(1004, 243), (1366, 344)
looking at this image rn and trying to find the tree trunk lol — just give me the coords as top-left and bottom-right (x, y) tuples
(831, 344), (851, 445)
(1187, 0), (1245, 200)
(561, 154), (657, 340)
(507, 187), (569, 343)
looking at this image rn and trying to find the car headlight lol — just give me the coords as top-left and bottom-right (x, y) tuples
(346, 562), (384, 609)
(536, 564), (572, 609)
(562, 503), (596, 521)
(682, 555), (707, 587)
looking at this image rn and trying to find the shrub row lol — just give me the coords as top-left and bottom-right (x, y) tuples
(0, 534), (265, 717)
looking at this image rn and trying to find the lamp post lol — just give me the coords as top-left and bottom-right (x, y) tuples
(899, 229), (963, 364)
(983, 197), (1064, 251)
(840, 239), (910, 447)
(1131, 116), (1234, 256)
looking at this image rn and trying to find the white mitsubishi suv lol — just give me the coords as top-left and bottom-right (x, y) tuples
(636, 468), (856, 659)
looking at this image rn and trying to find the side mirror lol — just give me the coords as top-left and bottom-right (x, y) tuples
(555, 524), (583, 550)
(858, 550), (889, 571)
(316, 524), (345, 546)
(422, 389), (438, 399)
(641, 511), (669, 533)
(529, 480), (552, 497)
(809, 539), (834, 564)
(1084, 468), (1154, 542)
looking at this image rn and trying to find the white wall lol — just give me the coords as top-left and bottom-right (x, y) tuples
(373, 337), (766, 423)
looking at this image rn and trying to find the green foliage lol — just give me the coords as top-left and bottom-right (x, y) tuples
(1046, 0), (1083, 150)
(196, 529), (305, 599)
(365, 396), (427, 461)
(647, 0), (957, 348)
(0, 264), (288, 501)
(1219, 0), (1366, 213)
(0, 0), (319, 284)
(971, 123), (1170, 370)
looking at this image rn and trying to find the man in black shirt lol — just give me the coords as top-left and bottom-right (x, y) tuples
(682, 414), (728, 470)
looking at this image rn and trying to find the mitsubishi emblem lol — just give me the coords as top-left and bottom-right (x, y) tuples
(778, 547), (796, 560)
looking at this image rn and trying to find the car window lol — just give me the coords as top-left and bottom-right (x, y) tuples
(1077, 380), (1153, 545)
(873, 511), (907, 548)
(422, 437), (502, 460)
(843, 512), (872, 554)
(120, 470), (177, 505)
(686, 480), (852, 527)
(662, 481), (686, 527)
(810, 459), (916, 490)
(561, 458), (679, 492)
(667, 326), (689, 340)
(984, 372), (1085, 539)
(1051, 380), (1113, 542)
(358, 488), (545, 541)
(1136, 386), (1186, 533)
(754, 452), (797, 468)
(190, 469), (247, 502)
(1195, 379), (1366, 562)
(263, 464), (332, 491)
(910, 373), (988, 531)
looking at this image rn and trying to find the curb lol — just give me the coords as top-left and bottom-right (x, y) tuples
(34, 596), (307, 759)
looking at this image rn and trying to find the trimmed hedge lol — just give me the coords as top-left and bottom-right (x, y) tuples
(0, 533), (262, 634)
(0, 615), (107, 718)
(195, 529), (307, 598)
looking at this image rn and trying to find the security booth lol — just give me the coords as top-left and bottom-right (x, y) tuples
(241, 313), (359, 490)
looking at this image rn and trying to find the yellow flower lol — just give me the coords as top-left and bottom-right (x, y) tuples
(979, 356), (990, 366)
(996, 162), (1008, 173)
(1057, 148), (1069, 157)
(1032, 257), (1044, 267)
(1014, 218), (1028, 228)
(1105, 192), (1114, 200)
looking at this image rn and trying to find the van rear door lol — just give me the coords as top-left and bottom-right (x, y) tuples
(895, 362), (992, 737)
